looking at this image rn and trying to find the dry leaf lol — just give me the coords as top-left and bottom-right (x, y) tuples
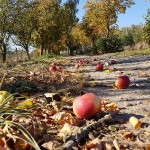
(58, 123), (79, 140)
(121, 131), (136, 141)
(103, 141), (114, 150)
(14, 139), (29, 150)
(86, 138), (102, 150)
(42, 140), (62, 150)
(51, 111), (79, 125)
(103, 69), (113, 73)
(90, 82), (97, 87)
(16, 99), (33, 109)
(102, 102), (119, 113)
(113, 139), (120, 150)
(129, 116), (142, 129)
(44, 93), (61, 102)
(0, 145), (8, 150)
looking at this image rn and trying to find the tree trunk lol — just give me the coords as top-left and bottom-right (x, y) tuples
(2, 42), (7, 62)
(25, 45), (30, 60)
(66, 42), (74, 56)
(91, 38), (98, 55)
(40, 44), (44, 56)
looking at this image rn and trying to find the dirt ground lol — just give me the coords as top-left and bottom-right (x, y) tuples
(69, 55), (150, 124)
(67, 55), (150, 149)
(0, 54), (150, 149)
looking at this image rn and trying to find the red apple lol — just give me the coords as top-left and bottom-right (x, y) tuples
(79, 59), (84, 64)
(49, 65), (57, 72)
(73, 93), (102, 119)
(93, 58), (97, 61)
(96, 63), (103, 71)
(111, 60), (116, 64)
(115, 75), (130, 89)
(57, 66), (62, 72)
(75, 63), (81, 69)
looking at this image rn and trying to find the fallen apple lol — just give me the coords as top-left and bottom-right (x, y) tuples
(49, 65), (57, 72)
(93, 58), (97, 61)
(111, 60), (116, 64)
(79, 59), (84, 64)
(96, 63), (103, 71)
(115, 75), (130, 89)
(0, 91), (12, 104)
(75, 63), (81, 69)
(57, 66), (62, 72)
(73, 93), (102, 119)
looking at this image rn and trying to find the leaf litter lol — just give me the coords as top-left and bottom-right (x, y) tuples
(0, 56), (150, 150)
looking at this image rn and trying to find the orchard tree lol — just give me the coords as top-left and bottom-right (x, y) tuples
(70, 23), (91, 54)
(0, 0), (15, 62)
(84, 0), (134, 37)
(143, 9), (150, 45)
(83, 0), (134, 53)
(11, 0), (37, 60)
(118, 25), (143, 46)
(32, 0), (62, 55)
(61, 0), (79, 56)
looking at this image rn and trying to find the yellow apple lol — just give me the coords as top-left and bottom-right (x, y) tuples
(0, 91), (12, 104)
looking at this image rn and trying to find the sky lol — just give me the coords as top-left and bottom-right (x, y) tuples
(62, 0), (150, 28)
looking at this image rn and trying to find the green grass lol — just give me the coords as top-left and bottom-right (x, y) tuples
(36, 54), (63, 61)
(101, 48), (150, 57)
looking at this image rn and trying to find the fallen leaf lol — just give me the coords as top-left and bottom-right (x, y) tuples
(90, 82), (97, 87)
(14, 139), (29, 150)
(16, 99), (33, 109)
(44, 93), (61, 102)
(108, 125), (116, 132)
(102, 102), (119, 113)
(113, 139), (120, 150)
(51, 111), (79, 125)
(42, 140), (62, 150)
(103, 141), (114, 150)
(103, 69), (113, 73)
(121, 131), (136, 141)
(86, 138), (102, 150)
(129, 116), (142, 129)
(58, 123), (79, 140)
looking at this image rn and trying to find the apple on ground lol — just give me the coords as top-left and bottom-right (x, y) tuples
(57, 66), (62, 72)
(96, 63), (103, 71)
(104, 61), (110, 67)
(0, 91), (13, 104)
(73, 93), (102, 119)
(115, 75), (130, 89)
(111, 60), (116, 64)
(79, 59), (84, 64)
(49, 65), (57, 72)
(93, 58), (97, 61)
(75, 63), (81, 69)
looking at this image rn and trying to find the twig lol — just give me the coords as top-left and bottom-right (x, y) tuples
(0, 73), (6, 90)
(62, 114), (115, 150)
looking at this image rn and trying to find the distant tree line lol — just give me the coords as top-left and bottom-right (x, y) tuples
(0, 0), (149, 62)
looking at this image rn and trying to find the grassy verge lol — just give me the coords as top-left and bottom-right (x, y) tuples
(101, 48), (150, 57)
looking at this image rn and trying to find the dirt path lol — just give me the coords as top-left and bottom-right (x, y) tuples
(68, 55), (150, 130)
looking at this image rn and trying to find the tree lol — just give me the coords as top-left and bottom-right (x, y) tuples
(118, 25), (143, 46)
(60, 0), (79, 56)
(84, 0), (134, 37)
(143, 9), (150, 45)
(11, 0), (37, 60)
(32, 0), (62, 55)
(0, 0), (15, 62)
(70, 23), (91, 54)
(83, 0), (134, 54)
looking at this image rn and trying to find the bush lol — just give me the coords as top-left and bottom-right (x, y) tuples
(96, 35), (123, 53)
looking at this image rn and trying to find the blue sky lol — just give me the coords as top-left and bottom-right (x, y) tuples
(62, 0), (150, 28)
